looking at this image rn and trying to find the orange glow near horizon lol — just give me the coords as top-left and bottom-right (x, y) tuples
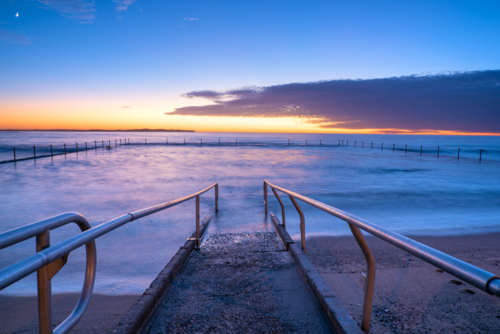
(1, 101), (499, 136)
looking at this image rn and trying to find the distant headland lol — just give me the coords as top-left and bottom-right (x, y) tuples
(0, 129), (195, 132)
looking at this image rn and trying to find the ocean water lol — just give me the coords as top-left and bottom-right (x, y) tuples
(0, 132), (499, 295)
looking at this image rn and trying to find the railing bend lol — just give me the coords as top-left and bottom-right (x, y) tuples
(0, 213), (96, 334)
(0, 183), (218, 334)
(263, 180), (500, 333)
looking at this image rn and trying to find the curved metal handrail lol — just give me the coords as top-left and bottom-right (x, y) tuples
(0, 213), (92, 249)
(0, 213), (96, 334)
(0, 182), (218, 334)
(264, 180), (500, 333)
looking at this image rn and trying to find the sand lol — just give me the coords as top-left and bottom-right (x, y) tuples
(305, 232), (500, 333)
(0, 293), (139, 333)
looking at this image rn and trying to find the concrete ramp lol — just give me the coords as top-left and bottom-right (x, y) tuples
(141, 231), (334, 333)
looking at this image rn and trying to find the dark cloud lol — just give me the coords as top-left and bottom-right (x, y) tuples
(167, 71), (500, 133)
(182, 90), (225, 100)
(35, 0), (95, 21)
(0, 30), (31, 44)
(181, 87), (262, 102)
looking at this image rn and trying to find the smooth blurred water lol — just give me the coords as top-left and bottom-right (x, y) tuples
(1, 131), (500, 162)
(0, 132), (499, 295)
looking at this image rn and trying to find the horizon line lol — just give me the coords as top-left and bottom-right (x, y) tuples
(1, 129), (499, 136)
(0, 129), (196, 133)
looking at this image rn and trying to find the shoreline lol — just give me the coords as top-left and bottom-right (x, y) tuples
(306, 232), (500, 333)
(298, 224), (500, 238)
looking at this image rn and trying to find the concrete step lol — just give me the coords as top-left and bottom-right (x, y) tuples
(141, 231), (334, 333)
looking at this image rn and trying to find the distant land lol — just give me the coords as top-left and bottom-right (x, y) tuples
(0, 129), (195, 132)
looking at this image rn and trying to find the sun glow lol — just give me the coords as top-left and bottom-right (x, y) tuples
(1, 98), (498, 135)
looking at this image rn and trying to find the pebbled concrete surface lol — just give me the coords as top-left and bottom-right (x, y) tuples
(113, 217), (211, 334)
(271, 213), (361, 334)
(141, 231), (333, 334)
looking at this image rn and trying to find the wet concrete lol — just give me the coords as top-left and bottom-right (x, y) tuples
(141, 231), (333, 333)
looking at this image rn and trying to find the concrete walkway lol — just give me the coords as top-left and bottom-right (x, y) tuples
(141, 231), (333, 333)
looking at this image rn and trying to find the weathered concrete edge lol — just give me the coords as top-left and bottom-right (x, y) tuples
(270, 213), (363, 334)
(111, 216), (211, 334)
(271, 214), (295, 250)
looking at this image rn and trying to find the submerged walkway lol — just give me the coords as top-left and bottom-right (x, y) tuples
(141, 231), (333, 333)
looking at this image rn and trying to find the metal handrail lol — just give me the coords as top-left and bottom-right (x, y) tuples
(0, 183), (218, 334)
(263, 180), (500, 333)
(0, 213), (96, 334)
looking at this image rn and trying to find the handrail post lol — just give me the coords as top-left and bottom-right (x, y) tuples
(36, 230), (53, 334)
(264, 182), (268, 214)
(289, 196), (306, 253)
(271, 188), (286, 228)
(215, 184), (219, 213)
(457, 148), (460, 159)
(420, 145), (422, 155)
(348, 224), (375, 333)
(437, 146), (440, 157)
(85, 142), (87, 152)
(33, 146), (36, 159)
(405, 144), (407, 153)
(76, 142), (78, 155)
(479, 149), (482, 162)
(196, 195), (200, 249)
(102, 140), (104, 149)
(64, 144), (66, 156)
(13, 147), (16, 162)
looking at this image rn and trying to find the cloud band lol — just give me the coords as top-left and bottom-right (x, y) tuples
(168, 71), (500, 133)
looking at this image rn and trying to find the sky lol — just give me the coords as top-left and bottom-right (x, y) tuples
(0, 0), (499, 134)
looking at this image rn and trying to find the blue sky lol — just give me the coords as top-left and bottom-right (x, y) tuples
(1, 0), (499, 132)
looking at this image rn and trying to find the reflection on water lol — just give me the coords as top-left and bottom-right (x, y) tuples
(0, 132), (499, 295)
